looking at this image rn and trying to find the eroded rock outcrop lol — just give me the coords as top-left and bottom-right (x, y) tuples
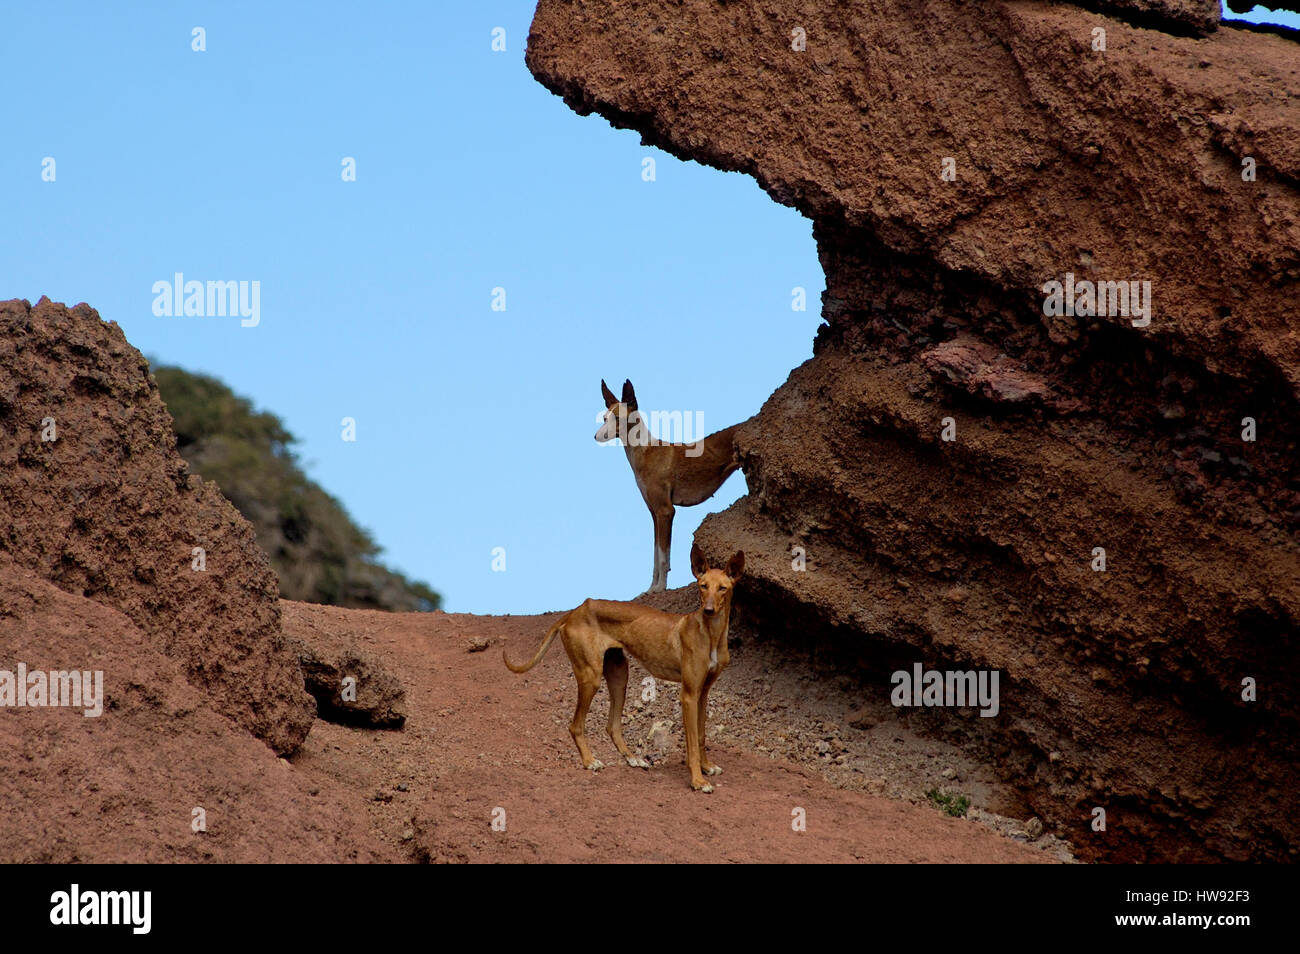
(527, 2), (1300, 860)
(1090, 0), (1219, 33)
(0, 297), (315, 754)
(283, 605), (409, 729)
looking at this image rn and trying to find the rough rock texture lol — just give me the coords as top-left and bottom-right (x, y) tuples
(527, 2), (1300, 861)
(0, 557), (391, 862)
(1089, 0), (1219, 34)
(0, 297), (314, 754)
(284, 605), (408, 728)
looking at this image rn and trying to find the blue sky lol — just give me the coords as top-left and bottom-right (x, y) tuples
(3, 3), (1296, 614)
(1227, 1), (1300, 25)
(1225, 2), (1300, 26)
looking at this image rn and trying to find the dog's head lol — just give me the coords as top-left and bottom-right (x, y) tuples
(595, 378), (639, 443)
(690, 543), (744, 617)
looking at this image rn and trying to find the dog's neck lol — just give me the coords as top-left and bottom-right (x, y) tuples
(619, 410), (653, 463)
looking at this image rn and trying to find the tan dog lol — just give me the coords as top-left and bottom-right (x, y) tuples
(505, 544), (743, 792)
(595, 379), (742, 593)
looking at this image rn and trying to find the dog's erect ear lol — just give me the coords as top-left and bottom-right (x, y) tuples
(621, 379), (638, 412)
(690, 542), (709, 577)
(601, 379), (618, 408)
(726, 551), (745, 581)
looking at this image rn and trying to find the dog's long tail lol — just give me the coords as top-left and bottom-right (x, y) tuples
(503, 613), (568, 673)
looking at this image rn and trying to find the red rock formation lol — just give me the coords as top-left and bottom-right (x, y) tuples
(0, 297), (314, 754)
(527, 1), (1300, 860)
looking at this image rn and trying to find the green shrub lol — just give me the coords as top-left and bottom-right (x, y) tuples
(925, 788), (971, 818)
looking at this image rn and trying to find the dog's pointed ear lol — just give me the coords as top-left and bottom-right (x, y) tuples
(622, 379), (638, 412)
(690, 542), (709, 577)
(726, 551), (745, 581)
(601, 379), (618, 408)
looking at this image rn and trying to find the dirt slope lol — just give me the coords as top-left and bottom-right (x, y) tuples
(0, 574), (1055, 863)
(284, 599), (1056, 864)
(0, 556), (392, 863)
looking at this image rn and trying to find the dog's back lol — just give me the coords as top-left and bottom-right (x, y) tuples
(567, 598), (690, 683)
(670, 423), (743, 507)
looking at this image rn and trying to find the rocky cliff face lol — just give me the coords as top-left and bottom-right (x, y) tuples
(0, 298), (315, 754)
(527, 1), (1300, 860)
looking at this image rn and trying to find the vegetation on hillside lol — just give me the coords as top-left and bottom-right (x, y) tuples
(153, 365), (440, 612)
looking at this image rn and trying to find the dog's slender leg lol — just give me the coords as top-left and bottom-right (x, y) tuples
(661, 505), (674, 584)
(697, 679), (722, 777)
(603, 651), (649, 768)
(650, 503), (673, 592)
(649, 509), (664, 592)
(569, 664), (604, 771)
(680, 687), (712, 792)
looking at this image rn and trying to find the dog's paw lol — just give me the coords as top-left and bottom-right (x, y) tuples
(703, 764), (723, 776)
(586, 759), (605, 772)
(626, 756), (651, 769)
(692, 780), (715, 794)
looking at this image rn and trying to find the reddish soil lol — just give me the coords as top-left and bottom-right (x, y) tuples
(1, 572), (1058, 862)
(0, 558), (390, 863)
(284, 600), (1055, 864)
